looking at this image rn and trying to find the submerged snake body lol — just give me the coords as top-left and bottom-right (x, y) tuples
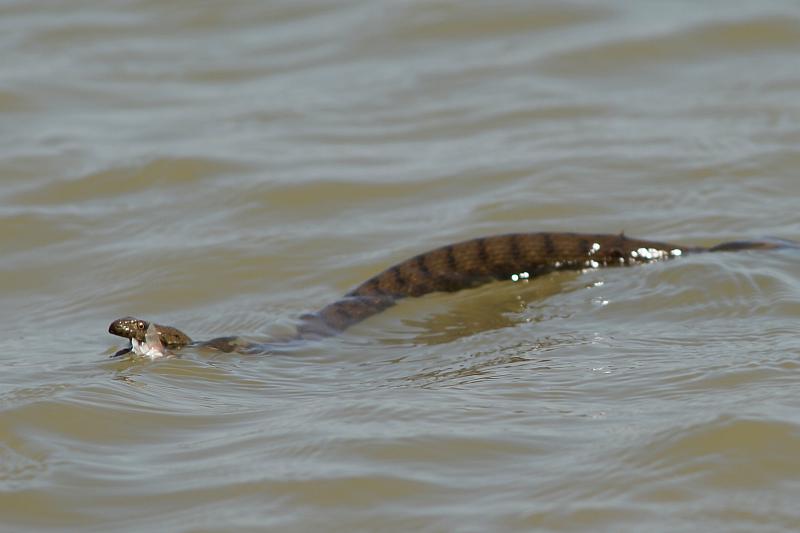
(108, 232), (787, 357)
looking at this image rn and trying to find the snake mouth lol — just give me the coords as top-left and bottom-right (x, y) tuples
(110, 340), (165, 359)
(111, 337), (166, 359)
(109, 321), (168, 359)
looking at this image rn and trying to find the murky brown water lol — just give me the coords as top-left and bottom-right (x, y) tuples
(2, 1), (800, 531)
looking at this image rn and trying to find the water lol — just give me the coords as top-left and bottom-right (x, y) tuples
(2, 1), (800, 531)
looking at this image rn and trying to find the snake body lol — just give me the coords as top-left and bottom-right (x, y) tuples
(108, 231), (789, 357)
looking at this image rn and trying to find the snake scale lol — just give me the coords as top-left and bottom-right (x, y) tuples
(108, 231), (791, 358)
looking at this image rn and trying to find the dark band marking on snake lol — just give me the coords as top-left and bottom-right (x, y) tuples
(579, 237), (590, 257)
(415, 254), (431, 279)
(108, 231), (796, 358)
(543, 233), (555, 256)
(476, 237), (490, 268)
(445, 244), (458, 273)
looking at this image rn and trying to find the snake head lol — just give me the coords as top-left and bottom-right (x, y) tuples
(108, 316), (192, 358)
(108, 316), (150, 343)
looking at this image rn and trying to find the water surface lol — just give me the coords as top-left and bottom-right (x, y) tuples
(2, 1), (800, 531)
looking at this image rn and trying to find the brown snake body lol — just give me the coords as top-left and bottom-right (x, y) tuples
(108, 232), (791, 357)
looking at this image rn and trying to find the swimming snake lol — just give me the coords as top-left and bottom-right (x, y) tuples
(108, 231), (791, 358)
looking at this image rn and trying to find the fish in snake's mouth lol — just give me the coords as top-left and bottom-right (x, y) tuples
(111, 323), (167, 359)
(129, 323), (167, 358)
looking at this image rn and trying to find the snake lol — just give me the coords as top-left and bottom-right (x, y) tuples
(108, 231), (793, 358)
